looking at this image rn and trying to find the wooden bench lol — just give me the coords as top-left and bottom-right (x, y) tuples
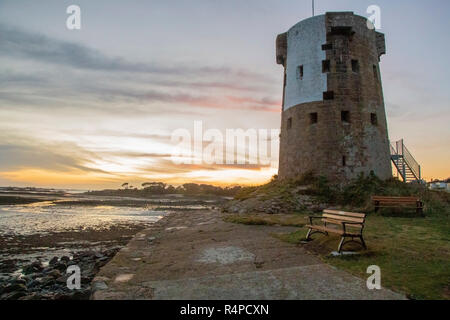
(371, 196), (423, 215)
(306, 209), (367, 253)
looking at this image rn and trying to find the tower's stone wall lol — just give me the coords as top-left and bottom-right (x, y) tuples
(277, 12), (392, 183)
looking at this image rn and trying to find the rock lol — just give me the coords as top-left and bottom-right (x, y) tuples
(69, 290), (90, 300)
(12, 278), (27, 286)
(39, 276), (55, 287)
(49, 257), (59, 265)
(56, 275), (68, 284)
(22, 261), (43, 274)
(48, 269), (62, 278)
(2, 290), (27, 300)
(54, 292), (72, 300)
(92, 281), (108, 291)
(18, 293), (41, 300)
(60, 256), (70, 263)
(53, 262), (67, 272)
(3, 283), (27, 293)
(94, 252), (104, 259)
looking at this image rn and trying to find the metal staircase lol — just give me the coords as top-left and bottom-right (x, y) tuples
(390, 139), (422, 183)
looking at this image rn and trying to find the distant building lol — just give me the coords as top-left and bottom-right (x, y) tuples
(429, 180), (450, 192)
(276, 12), (391, 183)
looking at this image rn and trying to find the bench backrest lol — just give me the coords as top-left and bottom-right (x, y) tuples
(322, 209), (366, 225)
(372, 196), (420, 203)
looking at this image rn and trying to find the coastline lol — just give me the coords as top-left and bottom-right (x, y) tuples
(0, 193), (223, 300)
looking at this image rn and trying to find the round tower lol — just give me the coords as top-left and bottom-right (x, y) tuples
(276, 12), (392, 182)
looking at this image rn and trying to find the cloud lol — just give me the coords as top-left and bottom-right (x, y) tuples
(0, 23), (281, 115)
(0, 144), (109, 175)
(0, 23), (273, 81)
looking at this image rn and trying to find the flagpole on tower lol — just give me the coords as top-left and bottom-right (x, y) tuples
(312, 0), (315, 16)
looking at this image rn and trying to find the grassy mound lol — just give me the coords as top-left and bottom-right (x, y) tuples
(232, 172), (449, 215)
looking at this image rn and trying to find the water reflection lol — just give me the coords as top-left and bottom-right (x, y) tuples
(0, 202), (164, 236)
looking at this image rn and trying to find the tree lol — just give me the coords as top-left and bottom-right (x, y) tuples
(141, 182), (167, 194)
(121, 183), (129, 190)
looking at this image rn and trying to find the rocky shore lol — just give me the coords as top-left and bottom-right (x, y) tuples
(0, 248), (120, 300)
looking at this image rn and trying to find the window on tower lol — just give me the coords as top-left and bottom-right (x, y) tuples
(322, 43), (332, 50)
(322, 60), (330, 73)
(287, 117), (292, 129)
(341, 111), (350, 123)
(297, 65), (304, 80)
(309, 112), (318, 124)
(351, 59), (360, 73)
(342, 156), (347, 167)
(371, 113), (378, 126)
(323, 91), (334, 100)
(373, 65), (378, 80)
(352, 60), (359, 73)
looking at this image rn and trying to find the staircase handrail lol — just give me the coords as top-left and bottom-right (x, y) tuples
(402, 144), (421, 180)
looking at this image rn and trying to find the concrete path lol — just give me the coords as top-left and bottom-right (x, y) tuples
(91, 210), (405, 300)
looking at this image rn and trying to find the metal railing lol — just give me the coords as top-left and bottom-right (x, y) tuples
(390, 139), (421, 181)
(402, 144), (421, 180)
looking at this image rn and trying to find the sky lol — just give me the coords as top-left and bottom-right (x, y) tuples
(0, 0), (449, 189)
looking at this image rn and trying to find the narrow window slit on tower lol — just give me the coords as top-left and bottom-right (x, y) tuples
(322, 43), (332, 50)
(342, 156), (347, 167)
(323, 91), (334, 100)
(371, 113), (378, 125)
(373, 65), (378, 80)
(297, 65), (304, 79)
(341, 111), (350, 123)
(287, 117), (292, 129)
(309, 112), (318, 124)
(322, 60), (330, 73)
(351, 59), (359, 73)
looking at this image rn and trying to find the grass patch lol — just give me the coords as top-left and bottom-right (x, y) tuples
(223, 213), (307, 227)
(272, 229), (308, 244)
(273, 212), (450, 300)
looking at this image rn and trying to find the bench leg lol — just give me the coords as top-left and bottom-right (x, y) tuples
(338, 236), (367, 253)
(417, 206), (424, 216)
(359, 235), (367, 250)
(337, 236), (346, 253)
(306, 228), (328, 241)
(306, 228), (312, 241)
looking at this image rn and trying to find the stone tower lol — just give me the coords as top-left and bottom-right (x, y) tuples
(276, 12), (392, 182)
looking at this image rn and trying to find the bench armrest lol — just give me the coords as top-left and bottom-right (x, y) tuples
(307, 216), (322, 225)
(341, 221), (364, 234)
(342, 221), (364, 225)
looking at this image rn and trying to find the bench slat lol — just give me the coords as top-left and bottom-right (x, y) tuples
(372, 196), (420, 201)
(375, 202), (419, 205)
(323, 209), (366, 218)
(306, 225), (361, 237)
(323, 214), (364, 223)
(374, 199), (420, 203)
(322, 218), (363, 228)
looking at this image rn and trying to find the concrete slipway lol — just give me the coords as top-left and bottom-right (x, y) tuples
(91, 210), (404, 300)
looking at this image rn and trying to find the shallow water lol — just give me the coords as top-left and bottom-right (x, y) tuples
(0, 202), (164, 236)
